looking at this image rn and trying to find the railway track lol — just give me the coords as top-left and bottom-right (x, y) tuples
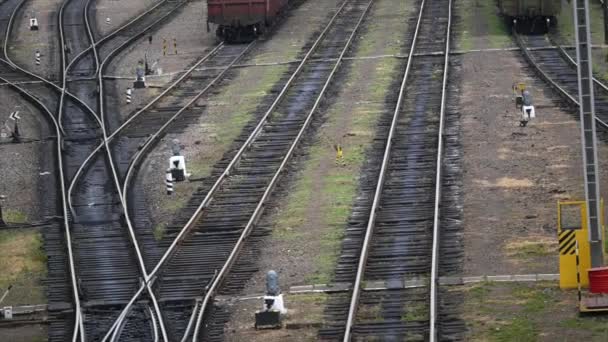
(1, 0), (197, 340)
(60, 0), (198, 340)
(0, 1), (84, 340)
(50, 0), (192, 340)
(97, 0), (379, 339)
(514, 33), (608, 128)
(58, 0), (151, 339)
(314, 0), (463, 340)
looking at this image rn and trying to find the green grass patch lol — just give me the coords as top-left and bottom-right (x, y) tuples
(504, 236), (557, 259)
(401, 301), (428, 321)
(153, 223), (166, 241)
(512, 286), (556, 314)
(3, 209), (28, 223)
(458, 0), (511, 50)
(0, 229), (46, 305)
(357, 303), (383, 321)
(489, 316), (537, 342)
(557, 0), (606, 45)
(287, 293), (328, 321)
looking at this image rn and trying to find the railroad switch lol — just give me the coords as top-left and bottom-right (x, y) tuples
(255, 270), (286, 329)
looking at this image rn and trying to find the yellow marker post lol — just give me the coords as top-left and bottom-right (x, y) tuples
(336, 145), (343, 160)
(557, 200), (605, 289)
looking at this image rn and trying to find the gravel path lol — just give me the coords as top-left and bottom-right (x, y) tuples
(459, 49), (608, 276)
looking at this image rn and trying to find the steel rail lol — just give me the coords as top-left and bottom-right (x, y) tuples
(93, 3), (193, 340)
(514, 33), (608, 129)
(65, 0), (169, 71)
(57, 0), (101, 132)
(95, 14), (169, 342)
(342, 0), (427, 339)
(2, 0), (25, 58)
(59, 1), (185, 339)
(4, 3), (182, 339)
(190, 0), (374, 339)
(553, 41), (608, 128)
(180, 300), (200, 342)
(56, 0), (92, 340)
(0, 74), (81, 342)
(429, 0), (452, 340)
(66, 42), (224, 215)
(101, 0), (356, 337)
(4, 1), (85, 340)
(105, 41), (249, 342)
(148, 305), (159, 342)
(3, 0), (101, 132)
(66, 0), (189, 215)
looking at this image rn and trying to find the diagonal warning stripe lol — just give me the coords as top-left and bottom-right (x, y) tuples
(559, 230), (577, 255)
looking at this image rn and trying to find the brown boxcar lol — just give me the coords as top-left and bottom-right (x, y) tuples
(207, 0), (289, 41)
(498, 0), (561, 33)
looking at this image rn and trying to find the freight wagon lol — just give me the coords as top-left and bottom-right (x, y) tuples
(498, 0), (561, 33)
(207, 0), (289, 42)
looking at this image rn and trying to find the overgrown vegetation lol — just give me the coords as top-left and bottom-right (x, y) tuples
(457, 0), (511, 50)
(271, 0), (412, 286)
(287, 293), (328, 322)
(3, 209), (28, 223)
(504, 236), (557, 260)
(0, 229), (46, 305)
(463, 281), (608, 341)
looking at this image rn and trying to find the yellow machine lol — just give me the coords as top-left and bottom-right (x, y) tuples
(558, 200), (608, 312)
(557, 201), (592, 289)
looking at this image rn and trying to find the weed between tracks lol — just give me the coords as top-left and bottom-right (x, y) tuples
(155, 64), (289, 225)
(462, 281), (608, 341)
(3, 209), (28, 223)
(186, 65), (288, 178)
(271, 54), (400, 286)
(0, 228), (46, 305)
(457, 0), (511, 51)
(287, 293), (328, 322)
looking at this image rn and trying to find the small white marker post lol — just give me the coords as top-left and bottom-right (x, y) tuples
(126, 88), (132, 104)
(106, 17), (111, 25)
(165, 169), (174, 195)
(35, 51), (41, 65)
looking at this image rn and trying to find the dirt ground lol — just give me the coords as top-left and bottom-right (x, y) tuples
(460, 50), (588, 276)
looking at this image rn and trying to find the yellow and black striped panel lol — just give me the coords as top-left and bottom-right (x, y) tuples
(559, 230), (577, 255)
